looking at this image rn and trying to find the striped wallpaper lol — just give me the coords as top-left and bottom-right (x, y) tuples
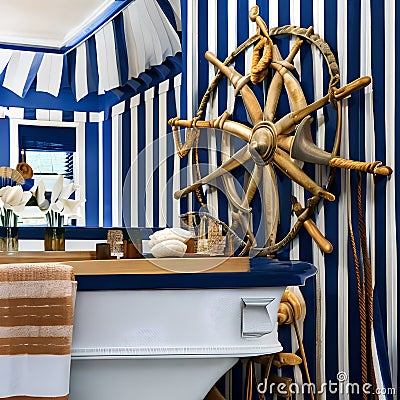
(181, 0), (398, 398)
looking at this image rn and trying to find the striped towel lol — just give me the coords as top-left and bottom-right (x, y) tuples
(0, 263), (76, 400)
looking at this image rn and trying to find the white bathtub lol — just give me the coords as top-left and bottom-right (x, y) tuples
(69, 260), (316, 400)
(70, 287), (284, 399)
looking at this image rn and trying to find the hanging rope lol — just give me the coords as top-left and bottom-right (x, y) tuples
(250, 36), (272, 84)
(356, 172), (379, 399)
(349, 172), (379, 400)
(247, 6), (273, 84)
(348, 197), (368, 400)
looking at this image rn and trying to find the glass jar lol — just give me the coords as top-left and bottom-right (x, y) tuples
(0, 227), (18, 252)
(44, 227), (65, 251)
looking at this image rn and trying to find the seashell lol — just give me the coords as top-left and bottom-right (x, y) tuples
(151, 239), (187, 258)
(0, 166), (25, 185)
(16, 162), (33, 179)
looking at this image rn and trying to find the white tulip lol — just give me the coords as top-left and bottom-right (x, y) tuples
(12, 192), (32, 213)
(59, 183), (80, 200)
(51, 175), (64, 204)
(48, 200), (64, 214)
(0, 186), (11, 197)
(35, 180), (49, 210)
(61, 198), (86, 219)
(1, 186), (32, 209)
(38, 175), (84, 226)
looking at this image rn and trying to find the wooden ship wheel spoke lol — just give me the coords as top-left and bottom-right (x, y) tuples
(169, 6), (392, 256)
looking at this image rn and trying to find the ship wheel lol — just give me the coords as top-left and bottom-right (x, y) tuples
(169, 6), (392, 256)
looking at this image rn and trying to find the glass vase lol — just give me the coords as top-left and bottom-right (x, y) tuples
(44, 227), (65, 251)
(0, 227), (18, 252)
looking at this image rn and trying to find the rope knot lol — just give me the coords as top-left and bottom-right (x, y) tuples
(250, 36), (272, 84)
(191, 116), (200, 128)
(328, 74), (341, 107)
(168, 116), (181, 127)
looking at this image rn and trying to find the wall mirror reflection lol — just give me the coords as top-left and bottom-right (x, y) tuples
(0, 0), (182, 229)
(9, 121), (85, 226)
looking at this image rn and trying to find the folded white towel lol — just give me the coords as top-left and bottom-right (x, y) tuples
(151, 239), (187, 258)
(149, 228), (193, 257)
(149, 228), (193, 243)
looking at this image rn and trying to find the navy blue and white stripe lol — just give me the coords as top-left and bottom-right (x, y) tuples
(0, 0), (181, 102)
(180, 0), (398, 398)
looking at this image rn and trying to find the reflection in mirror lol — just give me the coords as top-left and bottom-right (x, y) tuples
(0, 0), (182, 230)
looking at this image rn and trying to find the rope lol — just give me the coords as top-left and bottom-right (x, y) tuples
(179, 211), (248, 249)
(170, 118), (200, 159)
(250, 36), (272, 84)
(253, 196), (320, 256)
(356, 173), (378, 399)
(330, 158), (381, 174)
(196, 34), (260, 120)
(348, 196), (368, 400)
(245, 359), (254, 400)
(349, 172), (379, 399)
(192, 132), (206, 206)
(269, 26), (340, 84)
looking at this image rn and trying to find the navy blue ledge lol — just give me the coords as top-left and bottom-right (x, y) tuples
(17, 227), (152, 241)
(75, 258), (317, 291)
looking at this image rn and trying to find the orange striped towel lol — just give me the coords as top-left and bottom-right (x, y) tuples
(0, 263), (76, 400)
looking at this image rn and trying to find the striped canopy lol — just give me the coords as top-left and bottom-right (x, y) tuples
(0, 0), (181, 101)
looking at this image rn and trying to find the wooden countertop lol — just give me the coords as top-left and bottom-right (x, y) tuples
(0, 251), (249, 275)
(0, 251), (96, 264)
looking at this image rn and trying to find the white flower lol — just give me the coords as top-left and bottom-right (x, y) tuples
(59, 183), (80, 200)
(41, 175), (83, 226)
(0, 186), (32, 212)
(48, 200), (64, 214)
(45, 175), (80, 205)
(51, 175), (64, 204)
(61, 198), (86, 219)
(35, 180), (49, 210)
(0, 186), (10, 197)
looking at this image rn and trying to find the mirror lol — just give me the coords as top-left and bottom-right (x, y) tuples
(0, 0), (182, 229)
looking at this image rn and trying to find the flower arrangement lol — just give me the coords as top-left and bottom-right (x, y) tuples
(36, 175), (86, 227)
(0, 186), (32, 226)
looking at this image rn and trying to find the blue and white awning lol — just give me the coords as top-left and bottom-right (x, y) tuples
(0, 0), (181, 101)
